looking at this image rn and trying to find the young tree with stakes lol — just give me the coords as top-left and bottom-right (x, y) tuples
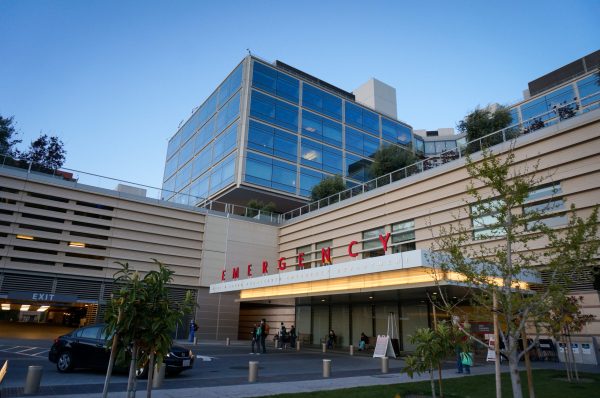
(428, 146), (599, 398)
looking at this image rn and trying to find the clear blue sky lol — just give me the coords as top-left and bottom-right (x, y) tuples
(1, 0), (598, 190)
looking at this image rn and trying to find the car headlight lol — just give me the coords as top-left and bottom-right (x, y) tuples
(188, 350), (193, 357)
(166, 353), (171, 358)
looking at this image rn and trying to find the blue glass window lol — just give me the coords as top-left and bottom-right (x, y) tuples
(166, 133), (181, 160)
(252, 62), (299, 103)
(209, 154), (236, 195)
(345, 127), (380, 158)
(301, 138), (322, 169)
(382, 118), (412, 145)
(578, 75), (600, 110)
(520, 85), (575, 123)
(247, 120), (297, 162)
(189, 174), (209, 203)
(161, 176), (175, 200)
(197, 93), (218, 129)
(301, 110), (342, 146)
(218, 64), (243, 108)
(215, 92), (240, 134)
(250, 90), (299, 132)
(413, 136), (424, 154)
(346, 153), (372, 182)
(163, 156), (178, 181)
(244, 152), (297, 194)
(192, 145), (212, 179)
(194, 117), (215, 152)
(299, 167), (323, 197)
(174, 162), (192, 191)
(302, 84), (342, 120)
(213, 122), (238, 163)
(509, 108), (520, 126)
(323, 146), (343, 174)
(178, 138), (195, 167)
(345, 103), (380, 135)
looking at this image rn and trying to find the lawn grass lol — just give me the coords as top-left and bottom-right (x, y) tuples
(270, 370), (600, 398)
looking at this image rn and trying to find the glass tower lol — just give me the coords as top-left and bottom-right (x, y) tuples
(161, 56), (414, 211)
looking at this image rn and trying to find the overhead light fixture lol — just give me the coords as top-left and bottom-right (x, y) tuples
(432, 292), (437, 295)
(69, 242), (86, 248)
(1, 304), (10, 311)
(368, 296), (373, 299)
(37, 306), (50, 312)
(304, 127), (317, 133)
(20, 305), (31, 311)
(16, 235), (34, 240)
(303, 151), (317, 161)
(321, 299), (326, 302)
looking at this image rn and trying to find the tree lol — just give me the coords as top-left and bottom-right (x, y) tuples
(246, 199), (277, 215)
(428, 147), (599, 398)
(370, 145), (419, 178)
(21, 134), (66, 170)
(310, 174), (346, 202)
(457, 105), (512, 153)
(0, 115), (21, 157)
(103, 260), (194, 398)
(402, 321), (459, 398)
(542, 295), (595, 382)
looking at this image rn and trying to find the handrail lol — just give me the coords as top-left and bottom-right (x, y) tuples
(281, 91), (600, 222)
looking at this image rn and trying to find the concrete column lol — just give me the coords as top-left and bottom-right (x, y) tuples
(296, 341), (301, 351)
(152, 363), (166, 388)
(249, 361), (259, 382)
(226, 337), (230, 346)
(322, 343), (327, 353)
(24, 365), (43, 395)
(322, 359), (331, 378)
(349, 345), (354, 356)
(381, 357), (389, 373)
(193, 336), (197, 345)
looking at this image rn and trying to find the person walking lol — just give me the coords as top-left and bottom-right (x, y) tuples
(289, 325), (297, 349)
(189, 320), (198, 343)
(358, 332), (369, 351)
(260, 318), (269, 354)
(278, 322), (287, 349)
(326, 329), (336, 349)
(250, 323), (258, 354)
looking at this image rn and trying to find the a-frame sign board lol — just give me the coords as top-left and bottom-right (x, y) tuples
(373, 335), (396, 358)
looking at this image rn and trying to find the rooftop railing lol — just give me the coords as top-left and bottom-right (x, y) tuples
(280, 90), (600, 222)
(0, 155), (282, 224)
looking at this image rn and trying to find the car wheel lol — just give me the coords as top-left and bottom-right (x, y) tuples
(57, 351), (74, 373)
(135, 364), (148, 379)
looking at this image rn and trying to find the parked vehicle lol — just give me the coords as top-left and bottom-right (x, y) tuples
(48, 324), (194, 376)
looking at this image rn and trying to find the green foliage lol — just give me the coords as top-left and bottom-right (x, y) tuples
(21, 134), (66, 170)
(457, 105), (513, 152)
(246, 199), (277, 214)
(402, 322), (459, 398)
(370, 145), (419, 178)
(104, 260), (194, 394)
(0, 115), (21, 157)
(310, 174), (346, 201)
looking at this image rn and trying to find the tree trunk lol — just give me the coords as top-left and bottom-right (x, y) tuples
(102, 310), (122, 398)
(146, 351), (155, 398)
(566, 328), (579, 381)
(507, 342), (524, 398)
(429, 369), (437, 398)
(561, 334), (572, 382)
(493, 291), (502, 398)
(437, 364), (443, 398)
(127, 343), (138, 398)
(522, 326), (535, 398)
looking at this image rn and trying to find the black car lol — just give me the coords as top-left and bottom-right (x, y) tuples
(49, 324), (194, 376)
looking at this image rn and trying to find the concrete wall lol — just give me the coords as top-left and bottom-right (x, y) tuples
(353, 78), (398, 119)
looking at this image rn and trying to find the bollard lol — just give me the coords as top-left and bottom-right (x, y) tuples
(349, 345), (354, 356)
(322, 343), (327, 353)
(24, 365), (43, 395)
(322, 359), (331, 378)
(381, 356), (389, 374)
(226, 337), (230, 346)
(193, 336), (197, 346)
(248, 361), (259, 382)
(296, 340), (301, 351)
(152, 363), (166, 388)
